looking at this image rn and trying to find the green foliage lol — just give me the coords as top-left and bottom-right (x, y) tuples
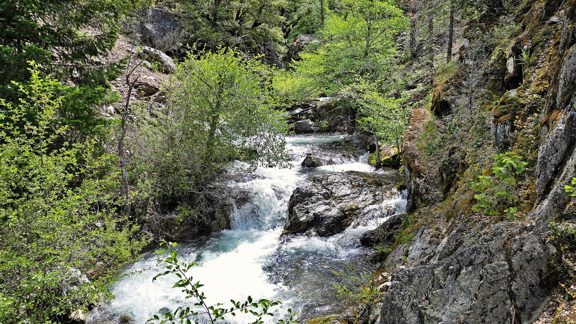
(0, 63), (145, 322)
(345, 81), (410, 148)
(173, 0), (288, 63)
(333, 266), (379, 308)
(129, 49), (288, 233)
(277, 0), (408, 99)
(0, 0), (140, 140)
(471, 151), (527, 218)
(149, 242), (297, 324)
(565, 178), (576, 198)
(417, 119), (446, 157)
(0, 0), (142, 91)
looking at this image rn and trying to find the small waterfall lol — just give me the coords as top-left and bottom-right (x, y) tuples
(89, 134), (406, 323)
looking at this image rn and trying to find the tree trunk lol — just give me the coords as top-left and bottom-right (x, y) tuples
(447, 0), (455, 63)
(118, 58), (142, 214)
(375, 136), (380, 169)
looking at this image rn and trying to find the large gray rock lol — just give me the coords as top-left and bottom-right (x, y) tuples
(140, 8), (181, 52)
(284, 171), (401, 237)
(301, 154), (323, 168)
(557, 46), (576, 110)
(293, 119), (319, 134)
(140, 46), (176, 74)
(360, 213), (405, 247)
(372, 223), (557, 324)
(536, 111), (576, 198)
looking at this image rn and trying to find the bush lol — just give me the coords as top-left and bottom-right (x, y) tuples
(471, 151), (527, 218)
(0, 63), (145, 322)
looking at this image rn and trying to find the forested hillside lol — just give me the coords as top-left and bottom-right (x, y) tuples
(0, 0), (575, 323)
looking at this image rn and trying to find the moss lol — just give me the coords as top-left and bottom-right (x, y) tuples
(306, 315), (341, 324)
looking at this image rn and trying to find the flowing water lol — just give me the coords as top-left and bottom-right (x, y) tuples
(89, 134), (406, 323)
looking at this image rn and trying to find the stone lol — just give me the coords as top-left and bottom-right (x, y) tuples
(284, 171), (401, 237)
(360, 213), (405, 247)
(536, 111), (576, 198)
(557, 46), (576, 110)
(139, 8), (181, 52)
(493, 119), (513, 151)
(140, 46), (176, 74)
(373, 223), (557, 324)
(69, 309), (87, 322)
(293, 119), (319, 134)
(136, 76), (161, 97)
(301, 153), (323, 168)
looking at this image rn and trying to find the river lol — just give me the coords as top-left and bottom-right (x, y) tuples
(89, 134), (406, 323)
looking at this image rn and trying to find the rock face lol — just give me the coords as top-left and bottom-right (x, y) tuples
(363, 1), (576, 323)
(135, 8), (181, 52)
(370, 222), (557, 324)
(284, 171), (401, 237)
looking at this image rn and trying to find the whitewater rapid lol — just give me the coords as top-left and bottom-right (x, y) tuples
(89, 134), (406, 323)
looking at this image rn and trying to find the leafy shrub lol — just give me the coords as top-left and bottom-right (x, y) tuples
(0, 63), (145, 322)
(471, 151), (527, 217)
(565, 178), (576, 198)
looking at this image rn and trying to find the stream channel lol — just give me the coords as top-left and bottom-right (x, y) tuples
(89, 134), (406, 323)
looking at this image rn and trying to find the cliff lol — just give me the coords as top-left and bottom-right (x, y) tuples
(362, 0), (576, 322)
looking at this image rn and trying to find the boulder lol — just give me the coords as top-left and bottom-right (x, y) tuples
(139, 8), (181, 52)
(284, 171), (401, 237)
(293, 119), (319, 134)
(135, 75), (161, 97)
(360, 213), (406, 247)
(140, 46), (176, 74)
(302, 154), (323, 168)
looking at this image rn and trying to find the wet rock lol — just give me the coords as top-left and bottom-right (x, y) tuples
(339, 131), (376, 153)
(313, 97), (355, 132)
(119, 314), (135, 324)
(360, 213), (405, 247)
(379, 151), (402, 169)
(140, 46), (176, 74)
(302, 153), (323, 168)
(284, 171), (401, 237)
(293, 119), (319, 134)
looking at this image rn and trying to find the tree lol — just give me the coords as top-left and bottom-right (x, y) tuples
(174, 0), (288, 64)
(0, 63), (145, 322)
(129, 49), (288, 233)
(277, 0), (408, 99)
(0, 0), (144, 140)
(0, 0), (139, 87)
(345, 81), (410, 155)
